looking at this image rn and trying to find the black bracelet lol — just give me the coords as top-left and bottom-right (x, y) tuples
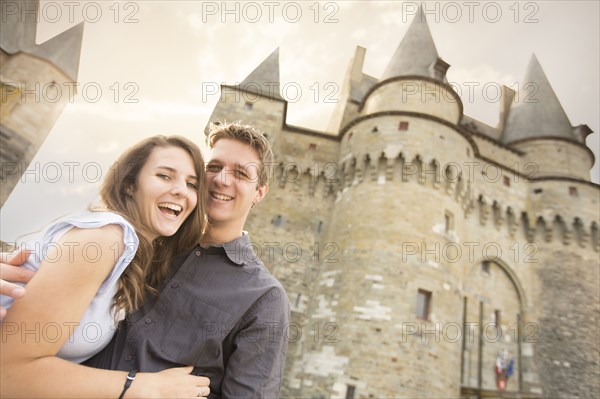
(118, 369), (137, 399)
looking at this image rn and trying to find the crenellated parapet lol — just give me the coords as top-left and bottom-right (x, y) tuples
(272, 161), (337, 198)
(475, 194), (598, 251)
(481, 201), (599, 251)
(271, 154), (599, 252)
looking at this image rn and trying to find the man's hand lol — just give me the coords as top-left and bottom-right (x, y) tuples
(0, 249), (34, 319)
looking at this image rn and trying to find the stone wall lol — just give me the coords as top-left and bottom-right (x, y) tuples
(0, 51), (73, 206)
(208, 72), (599, 399)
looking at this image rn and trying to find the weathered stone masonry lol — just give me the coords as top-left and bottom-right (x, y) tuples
(206, 7), (599, 399)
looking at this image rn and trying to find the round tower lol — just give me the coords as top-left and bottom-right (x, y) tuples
(501, 55), (595, 181)
(295, 8), (475, 398)
(0, 0), (84, 207)
(501, 55), (599, 398)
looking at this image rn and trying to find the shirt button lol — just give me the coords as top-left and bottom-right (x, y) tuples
(145, 318), (152, 324)
(125, 354), (133, 361)
(171, 282), (179, 289)
(195, 250), (201, 256)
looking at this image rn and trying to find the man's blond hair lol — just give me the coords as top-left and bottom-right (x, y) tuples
(207, 121), (273, 187)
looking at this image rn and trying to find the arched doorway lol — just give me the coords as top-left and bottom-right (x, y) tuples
(461, 258), (528, 397)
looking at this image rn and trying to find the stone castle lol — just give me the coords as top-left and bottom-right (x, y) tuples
(207, 7), (599, 399)
(2, 2), (598, 398)
(0, 0), (84, 207)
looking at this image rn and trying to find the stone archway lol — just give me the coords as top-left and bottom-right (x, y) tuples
(461, 258), (527, 396)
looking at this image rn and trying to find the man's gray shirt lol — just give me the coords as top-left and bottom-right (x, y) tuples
(84, 233), (290, 398)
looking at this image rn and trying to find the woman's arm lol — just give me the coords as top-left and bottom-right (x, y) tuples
(0, 226), (209, 398)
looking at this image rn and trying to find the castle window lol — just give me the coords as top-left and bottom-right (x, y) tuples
(503, 176), (510, 187)
(444, 210), (454, 232)
(0, 82), (21, 119)
(371, 126), (378, 133)
(481, 261), (491, 274)
(345, 384), (356, 399)
(317, 221), (323, 234)
(591, 223), (599, 251)
(398, 121), (409, 131)
(467, 148), (470, 157)
(416, 289), (432, 320)
(493, 309), (501, 327)
(309, 143), (317, 150)
(244, 101), (253, 110)
(569, 186), (578, 197)
(534, 188), (543, 194)
(272, 215), (283, 227)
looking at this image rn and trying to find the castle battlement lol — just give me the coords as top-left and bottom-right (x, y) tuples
(269, 158), (599, 253)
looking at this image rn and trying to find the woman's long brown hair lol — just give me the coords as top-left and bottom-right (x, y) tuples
(97, 135), (206, 314)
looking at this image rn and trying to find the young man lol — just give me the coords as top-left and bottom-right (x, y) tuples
(1, 122), (290, 398)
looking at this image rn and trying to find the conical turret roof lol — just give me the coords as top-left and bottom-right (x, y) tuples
(0, 0), (37, 53)
(31, 22), (85, 82)
(0, 0), (84, 81)
(502, 55), (575, 144)
(239, 48), (283, 101)
(381, 6), (444, 82)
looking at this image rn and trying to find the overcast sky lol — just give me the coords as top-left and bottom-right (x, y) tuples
(2, 0), (599, 242)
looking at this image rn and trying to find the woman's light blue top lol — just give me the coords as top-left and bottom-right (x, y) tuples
(0, 211), (139, 363)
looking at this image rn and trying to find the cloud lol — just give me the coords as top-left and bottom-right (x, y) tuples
(351, 28), (367, 40)
(96, 140), (122, 154)
(446, 64), (518, 125)
(448, 64), (516, 87)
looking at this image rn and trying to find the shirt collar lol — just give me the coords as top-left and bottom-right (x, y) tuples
(203, 232), (258, 267)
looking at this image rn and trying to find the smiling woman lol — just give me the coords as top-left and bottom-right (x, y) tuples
(131, 146), (199, 241)
(0, 136), (211, 398)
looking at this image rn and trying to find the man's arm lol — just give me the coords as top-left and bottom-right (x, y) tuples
(0, 249), (34, 319)
(221, 285), (290, 399)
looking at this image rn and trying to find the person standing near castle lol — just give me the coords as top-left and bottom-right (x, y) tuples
(1, 135), (212, 397)
(1, 122), (291, 398)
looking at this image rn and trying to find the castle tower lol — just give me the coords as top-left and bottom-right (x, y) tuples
(362, 7), (457, 123)
(500, 54), (594, 181)
(0, 0), (84, 207)
(290, 8), (478, 397)
(500, 55), (599, 398)
(205, 50), (339, 395)
(203, 7), (599, 398)
(205, 48), (286, 154)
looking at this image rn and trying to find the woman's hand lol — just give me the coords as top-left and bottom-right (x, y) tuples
(133, 366), (211, 398)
